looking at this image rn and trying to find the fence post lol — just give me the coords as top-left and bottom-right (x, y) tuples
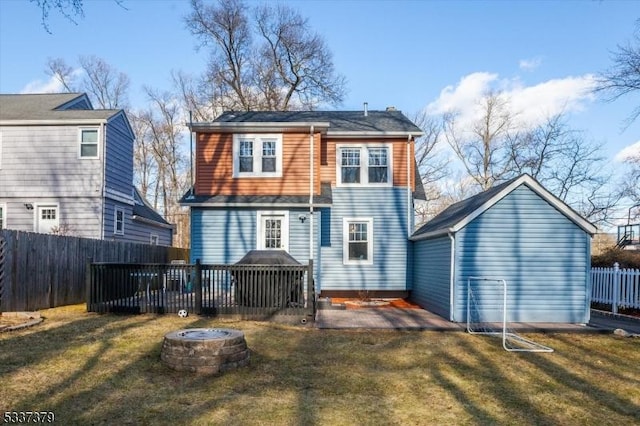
(0, 234), (5, 313)
(308, 259), (315, 313)
(194, 259), (202, 315)
(613, 262), (620, 314)
(85, 257), (93, 312)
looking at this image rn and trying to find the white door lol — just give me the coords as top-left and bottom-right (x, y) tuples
(37, 206), (59, 234)
(258, 213), (289, 251)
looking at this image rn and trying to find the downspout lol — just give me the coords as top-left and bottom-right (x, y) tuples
(100, 122), (106, 239)
(309, 126), (315, 262)
(449, 232), (456, 321)
(407, 134), (412, 238)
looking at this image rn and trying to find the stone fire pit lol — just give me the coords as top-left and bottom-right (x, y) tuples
(161, 328), (249, 375)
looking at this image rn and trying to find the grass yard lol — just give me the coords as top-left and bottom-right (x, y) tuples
(1, 305), (639, 425)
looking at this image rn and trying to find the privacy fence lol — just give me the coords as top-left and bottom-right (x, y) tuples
(591, 264), (640, 313)
(87, 260), (315, 322)
(0, 230), (189, 312)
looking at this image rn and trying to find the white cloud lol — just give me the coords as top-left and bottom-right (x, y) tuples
(519, 57), (542, 71)
(20, 76), (67, 94)
(615, 140), (640, 162)
(20, 68), (84, 94)
(425, 72), (597, 133)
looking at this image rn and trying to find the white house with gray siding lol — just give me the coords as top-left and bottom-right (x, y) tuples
(0, 93), (172, 246)
(410, 174), (597, 323)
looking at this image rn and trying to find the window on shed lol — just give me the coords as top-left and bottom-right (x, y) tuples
(79, 128), (99, 158)
(150, 234), (159, 245)
(0, 205), (5, 230)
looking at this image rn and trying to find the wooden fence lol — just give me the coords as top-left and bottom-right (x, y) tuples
(87, 260), (315, 322)
(591, 264), (640, 313)
(0, 230), (189, 312)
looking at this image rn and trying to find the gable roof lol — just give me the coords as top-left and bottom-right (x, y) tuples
(411, 174), (597, 240)
(191, 110), (423, 136)
(0, 93), (121, 122)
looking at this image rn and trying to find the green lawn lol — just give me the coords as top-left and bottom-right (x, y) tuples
(1, 305), (639, 425)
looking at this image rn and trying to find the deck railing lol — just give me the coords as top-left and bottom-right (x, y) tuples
(591, 264), (640, 313)
(87, 260), (315, 321)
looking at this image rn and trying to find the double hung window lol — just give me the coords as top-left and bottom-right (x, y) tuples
(343, 218), (373, 265)
(337, 144), (392, 186)
(79, 128), (99, 159)
(233, 134), (282, 177)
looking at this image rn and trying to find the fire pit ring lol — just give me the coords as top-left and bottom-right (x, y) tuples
(161, 328), (249, 375)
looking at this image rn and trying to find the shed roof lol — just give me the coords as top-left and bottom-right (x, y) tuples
(411, 174), (597, 240)
(191, 110), (423, 136)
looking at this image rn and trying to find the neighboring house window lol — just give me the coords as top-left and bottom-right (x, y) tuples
(256, 211), (289, 251)
(150, 234), (159, 245)
(0, 204), (5, 230)
(114, 207), (124, 235)
(337, 144), (393, 186)
(343, 218), (373, 265)
(79, 128), (99, 159)
(233, 134), (283, 177)
(36, 205), (59, 234)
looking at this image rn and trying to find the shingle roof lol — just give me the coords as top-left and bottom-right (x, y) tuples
(133, 188), (172, 226)
(411, 174), (597, 239)
(211, 110), (423, 134)
(0, 93), (119, 121)
(180, 182), (333, 206)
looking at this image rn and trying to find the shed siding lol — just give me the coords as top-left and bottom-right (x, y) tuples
(128, 219), (173, 246)
(104, 114), (134, 196)
(411, 236), (451, 318)
(452, 185), (590, 323)
(190, 208), (319, 267)
(319, 187), (409, 291)
(0, 126), (103, 197)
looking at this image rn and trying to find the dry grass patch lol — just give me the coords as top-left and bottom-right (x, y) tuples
(0, 305), (639, 425)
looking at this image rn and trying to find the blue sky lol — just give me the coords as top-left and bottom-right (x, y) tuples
(0, 0), (638, 163)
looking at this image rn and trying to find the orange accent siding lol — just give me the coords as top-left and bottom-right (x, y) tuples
(319, 138), (413, 187)
(195, 132), (318, 196)
(195, 132), (415, 196)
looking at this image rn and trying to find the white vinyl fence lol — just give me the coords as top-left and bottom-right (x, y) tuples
(591, 263), (640, 313)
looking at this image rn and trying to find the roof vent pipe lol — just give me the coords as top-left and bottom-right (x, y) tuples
(364, 102), (368, 117)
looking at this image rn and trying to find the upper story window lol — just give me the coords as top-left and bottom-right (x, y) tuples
(79, 128), (99, 159)
(233, 134), (282, 178)
(337, 144), (392, 187)
(114, 207), (124, 235)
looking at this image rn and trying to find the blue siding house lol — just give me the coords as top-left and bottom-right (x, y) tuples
(0, 93), (173, 245)
(411, 174), (597, 323)
(181, 109), (425, 296)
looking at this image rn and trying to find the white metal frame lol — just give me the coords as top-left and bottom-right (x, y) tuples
(466, 276), (553, 353)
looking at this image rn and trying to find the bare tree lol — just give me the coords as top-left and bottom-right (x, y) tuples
(79, 55), (129, 109)
(185, 0), (346, 112)
(444, 91), (515, 190)
(44, 56), (129, 109)
(45, 57), (77, 92)
(254, 4), (346, 110)
(621, 152), (640, 217)
(595, 20), (640, 126)
(411, 112), (450, 223)
(29, 0), (127, 33)
(128, 111), (157, 198)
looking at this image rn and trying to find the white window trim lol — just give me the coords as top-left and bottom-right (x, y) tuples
(150, 234), (159, 245)
(343, 217), (374, 265)
(0, 203), (5, 230)
(256, 211), (290, 251)
(33, 203), (60, 234)
(336, 143), (393, 187)
(114, 207), (125, 235)
(78, 127), (100, 159)
(233, 134), (283, 178)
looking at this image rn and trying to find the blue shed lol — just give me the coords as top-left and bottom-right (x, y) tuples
(410, 174), (597, 323)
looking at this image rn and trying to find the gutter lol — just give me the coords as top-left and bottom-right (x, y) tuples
(309, 125), (315, 262)
(100, 122), (106, 239)
(132, 214), (174, 229)
(407, 134), (412, 238)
